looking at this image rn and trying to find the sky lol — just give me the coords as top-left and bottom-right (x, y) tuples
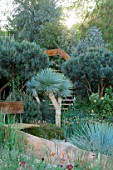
(0, 0), (14, 29)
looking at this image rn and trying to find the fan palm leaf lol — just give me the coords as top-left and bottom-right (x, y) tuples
(28, 68), (72, 96)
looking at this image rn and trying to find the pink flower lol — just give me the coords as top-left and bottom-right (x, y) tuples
(19, 161), (27, 166)
(19, 161), (32, 169)
(99, 118), (103, 122)
(66, 164), (74, 170)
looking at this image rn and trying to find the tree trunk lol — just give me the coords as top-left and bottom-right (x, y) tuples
(55, 108), (61, 127)
(32, 89), (41, 106)
(0, 77), (15, 101)
(48, 92), (61, 127)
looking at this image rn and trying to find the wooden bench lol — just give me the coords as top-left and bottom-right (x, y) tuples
(0, 101), (24, 114)
(0, 101), (39, 130)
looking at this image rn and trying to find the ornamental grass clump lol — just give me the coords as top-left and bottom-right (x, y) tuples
(70, 121), (113, 156)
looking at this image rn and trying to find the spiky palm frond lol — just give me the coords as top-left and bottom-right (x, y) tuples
(27, 68), (72, 97)
(35, 68), (64, 85)
(27, 77), (40, 88)
(57, 78), (73, 97)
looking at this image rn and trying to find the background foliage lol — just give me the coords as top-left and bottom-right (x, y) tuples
(0, 36), (49, 100)
(8, 0), (63, 49)
(62, 48), (113, 97)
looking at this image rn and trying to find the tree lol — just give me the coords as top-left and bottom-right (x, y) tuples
(62, 48), (113, 97)
(27, 68), (72, 127)
(0, 36), (49, 100)
(59, 28), (78, 56)
(7, 0), (63, 49)
(73, 0), (113, 51)
(72, 26), (105, 56)
(88, 0), (113, 51)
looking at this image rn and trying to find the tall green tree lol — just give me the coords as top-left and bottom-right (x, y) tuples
(0, 36), (49, 100)
(8, 0), (63, 49)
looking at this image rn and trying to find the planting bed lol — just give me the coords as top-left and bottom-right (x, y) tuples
(21, 124), (64, 140)
(4, 123), (111, 168)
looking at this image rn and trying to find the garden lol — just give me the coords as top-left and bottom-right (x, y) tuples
(0, 0), (113, 169)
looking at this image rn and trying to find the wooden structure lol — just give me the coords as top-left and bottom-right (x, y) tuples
(45, 49), (73, 111)
(45, 49), (70, 60)
(0, 101), (39, 129)
(0, 101), (24, 114)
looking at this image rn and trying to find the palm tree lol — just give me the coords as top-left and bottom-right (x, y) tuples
(27, 68), (72, 127)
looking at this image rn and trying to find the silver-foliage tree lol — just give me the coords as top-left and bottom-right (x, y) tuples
(27, 68), (72, 127)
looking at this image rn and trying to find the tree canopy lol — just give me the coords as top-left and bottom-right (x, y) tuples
(62, 48), (113, 97)
(0, 36), (49, 99)
(71, 0), (113, 51)
(72, 26), (105, 56)
(8, 0), (63, 49)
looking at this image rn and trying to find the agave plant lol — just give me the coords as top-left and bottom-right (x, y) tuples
(70, 122), (113, 156)
(27, 68), (72, 127)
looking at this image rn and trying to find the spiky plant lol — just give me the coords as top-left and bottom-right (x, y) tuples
(27, 68), (72, 127)
(70, 122), (113, 156)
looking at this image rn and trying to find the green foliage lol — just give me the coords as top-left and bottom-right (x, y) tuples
(22, 95), (42, 123)
(40, 100), (55, 123)
(86, 0), (113, 51)
(6, 92), (42, 123)
(62, 89), (113, 126)
(59, 28), (78, 55)
(70, 121), (113, 156)
(89, 87), (113, 117)
(0, 112), (5, 145)
(0, 36), (49, 96)
(8, 0), (63, 49)
(23, 124), (64, 140)
(49, 55), (65, 71)
(73, 26), (105, 55)
(0, 113), (25, 152)
(75, 0), (113, 51)
(27, 68), (72, 97)
(62, 48), (113, 97)
(62, 100), (90, 141)
(0, 36), (49, 80)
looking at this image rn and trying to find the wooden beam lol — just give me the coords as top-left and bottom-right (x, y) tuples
(44, 49), (70, 60)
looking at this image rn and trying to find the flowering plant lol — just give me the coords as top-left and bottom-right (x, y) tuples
(89, 87), (113, 118)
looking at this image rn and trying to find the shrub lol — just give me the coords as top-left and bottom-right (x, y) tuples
(62, 48), (113, 97)
(40, 100), (55, 123)
(70, 121), (113, 156)
(89, 87), (113, 117)
(5, 92), (42, 123)
(0, 36), (49, 100)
